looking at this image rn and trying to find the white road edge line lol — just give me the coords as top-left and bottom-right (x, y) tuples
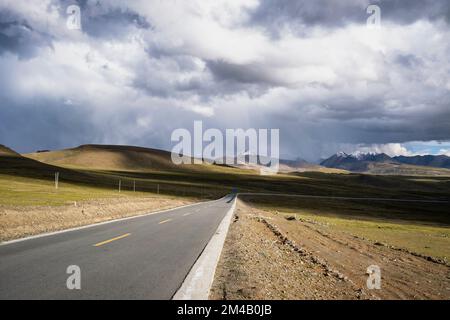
(0, 197), (226, 246)
(173, 195), (237, 300)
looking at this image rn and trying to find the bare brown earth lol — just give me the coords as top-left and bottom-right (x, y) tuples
(0, 196), (194, 242)
(210, 200), (450, 300)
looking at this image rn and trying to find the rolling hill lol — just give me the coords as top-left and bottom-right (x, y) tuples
(25, 144), (339, 174)
(0, 144), (120, 186)
(0, 144), (231, 201)
(25, 144), (208, 172)
(0, 144), (20, 157)
(1, 144), (66, 175)
(2, 143), (450, 209)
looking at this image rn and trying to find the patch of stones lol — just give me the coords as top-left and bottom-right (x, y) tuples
(296, 219), (365, 254)
(285, 213), (449, 267)
(254, 215), (371, 299)
(287, 215), (329, 227)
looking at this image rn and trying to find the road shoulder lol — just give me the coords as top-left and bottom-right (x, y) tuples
(173, 196), (237, 300)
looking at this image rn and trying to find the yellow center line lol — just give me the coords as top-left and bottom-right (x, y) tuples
(93, 233), (131, 247)
(159, 218), (173, 224)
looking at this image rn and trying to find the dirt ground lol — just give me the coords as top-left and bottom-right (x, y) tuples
(210, 200), (450, 300)
(0, 196), (194, 241)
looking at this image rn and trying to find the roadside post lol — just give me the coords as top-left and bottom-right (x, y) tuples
(55, 172), (59, 190)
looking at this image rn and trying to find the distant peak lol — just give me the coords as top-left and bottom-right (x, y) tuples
(334, 151), (389, 160)
(351, 151), (381, 160)
(335, 151), (348, 157)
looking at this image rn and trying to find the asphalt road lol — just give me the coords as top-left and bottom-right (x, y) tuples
(0, 195), (235, 300)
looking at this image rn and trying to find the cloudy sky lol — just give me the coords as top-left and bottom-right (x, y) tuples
(0, 0), (449, 161)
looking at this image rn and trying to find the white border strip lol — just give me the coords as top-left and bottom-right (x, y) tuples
(173, 196), (237, 300)
(1, 198), (225, 246)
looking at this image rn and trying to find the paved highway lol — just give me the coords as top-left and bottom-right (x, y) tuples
(0, 195), (235, 299)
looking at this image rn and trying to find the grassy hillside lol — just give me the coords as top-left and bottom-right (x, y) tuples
(0, 144), (449, 226)
(0, 147), (229, 205)
(0, 144), (20, 157)
(364, 162), (450, 176)
(25, 144), (250, 174)
(26, 144), (197, 172)
(26, 144), (346, 174)
(6, 145), (450, 199)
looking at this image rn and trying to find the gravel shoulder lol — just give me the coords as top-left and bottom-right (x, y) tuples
(210, 200), (450, 300)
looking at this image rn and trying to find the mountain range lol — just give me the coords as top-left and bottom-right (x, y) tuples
(320, 152), (450, 175)
(3, 143), (450, 176)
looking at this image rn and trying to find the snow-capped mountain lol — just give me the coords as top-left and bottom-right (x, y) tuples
(320, 152), (450, 174)
(320, 152), (392, 171)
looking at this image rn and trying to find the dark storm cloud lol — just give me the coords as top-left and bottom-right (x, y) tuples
(55, 0), (152, 38)
(248, 0), (368, 30)
(0, 0), (449, 159)
(207, 60), (280, 86)
(0, 15), (53, 59)
(132, 54), (208, 99)
(394, 54), (423, 68)
(0, 91), (207, 154)
(0, 0), (150, 60)
(80, 6), (152, 39)
(379, 0), (450, 24)
(132, 54), (273, 100)
(247, 95), (450, 161)
(248, 0), (450, 35)
(0, 97), (97, 153)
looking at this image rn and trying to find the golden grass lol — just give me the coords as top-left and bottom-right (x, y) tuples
(25, 144), (248, 175)
(0, 195), (194, 241)
(0, 173), (146, 206)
